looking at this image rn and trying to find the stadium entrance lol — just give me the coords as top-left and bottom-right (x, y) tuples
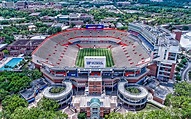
(88, 76), (102, 95)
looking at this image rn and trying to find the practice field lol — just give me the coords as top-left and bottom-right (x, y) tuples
(76, 48), (114, 67)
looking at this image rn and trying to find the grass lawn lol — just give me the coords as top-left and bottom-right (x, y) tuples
(76, 48), (114, 67)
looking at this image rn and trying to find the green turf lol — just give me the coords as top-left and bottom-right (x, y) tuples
(76, 48), (114, 67)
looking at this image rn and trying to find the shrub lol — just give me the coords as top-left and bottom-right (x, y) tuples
(176, 66), (181, 72)
(49, 87), (65, 94)
(176, 75), (181, 81)
(78, 112), (86, 119)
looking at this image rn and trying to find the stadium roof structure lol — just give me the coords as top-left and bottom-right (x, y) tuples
(32, 28), (151, 69)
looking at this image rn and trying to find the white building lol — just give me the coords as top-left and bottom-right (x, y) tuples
(180, 32), (191, 50)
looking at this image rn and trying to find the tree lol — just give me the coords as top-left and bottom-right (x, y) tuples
(163, 81), (191, 118)
(38, 98), (59, 111)
(10, 107), (29, 119)
(8, 76), (31, 93)
(178, 63), (184, 68)
(182, 26), (189, 30)
(0, 111), (2, 119)
(0, 72), (31, 98)
(175, 66), (181, 72)
(35, 22), (46, 27)
(181, 104), (191, 119)
(174, 82), (191, 96)
(164, 94), (173, 106)
(117, 26), (128, 30)
(170, 96), (191, 108)
(106, 112), (124, 119)
(38, 27), (48, 33)
(47, 27), (62, 35)
(78, 112), (86, 119)
(0, 89), (9, 101)
(189, 71), (191, 79)
(70, 23), (75, 28)
(10, 107), (68, 119)
(2, 95), (28, 118)
(175, 75), (181, 81)
(2, 49), (9, 54)
(30, 69), (42, 80)
(0, 20), (9, 25)
(180, 58), (187, 65)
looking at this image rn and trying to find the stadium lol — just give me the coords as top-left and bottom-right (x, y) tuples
(32, 25), (151, 83)
(32, 24), (151, 91)
(32, 25), (152, 117)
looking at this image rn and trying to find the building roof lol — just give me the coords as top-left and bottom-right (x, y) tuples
(79, 96), (111, 108)
(0, 44), (7, 50)
(90, 98), (101, 105)
(20, 87), (36, 100)
(30, 35), (47, 40)
(145, 79), (169, 100)
(69, 13), (80, 19)
(169, 45), (179, 53)
(43, 82), (72, 100)
(10, 39), (29, 46)
(29, 12), (41, 16)
(31, 78), (47, 88)
(56, 15), (69, 19)
(180, 31), (191, 50)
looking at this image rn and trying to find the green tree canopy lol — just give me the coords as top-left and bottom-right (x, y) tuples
(10, 107), (68, 119)
(78, 112), (86, 119)
(38, 98), (59, 111)
(2, 95), (28, 118)
(174, 81), (191, 96)
(2, 49), (9, 54)
(182, 26), (189, 30)
(0, 89), (9, 101)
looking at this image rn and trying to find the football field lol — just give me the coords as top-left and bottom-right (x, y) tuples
(76, 48), (114, 67)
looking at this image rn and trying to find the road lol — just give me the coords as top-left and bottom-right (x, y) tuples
(181, 61), (191, 81)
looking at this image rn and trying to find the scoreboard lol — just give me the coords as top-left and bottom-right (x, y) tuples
(86, 25), (104, 29)
(84, 56), (106, 68)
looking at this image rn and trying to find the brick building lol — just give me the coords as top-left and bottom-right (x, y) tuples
(7, 39), (44, 56)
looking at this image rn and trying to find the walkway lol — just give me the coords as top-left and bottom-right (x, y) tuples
(62, 106), (77, 119)
(147, 100), (166, 108)
(147, 93), (166, 108)
(0, 57), (11, 68)
(28, 93), (44, 109)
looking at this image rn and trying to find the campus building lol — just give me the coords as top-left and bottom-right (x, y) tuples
(117, 82), (148, 110)
(7, 38), (45, 56)
(128, 23), (180, 81)
(20, 78), (48, 103)
(43, 82), (73, 105)
(72, 97), (116, 119)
